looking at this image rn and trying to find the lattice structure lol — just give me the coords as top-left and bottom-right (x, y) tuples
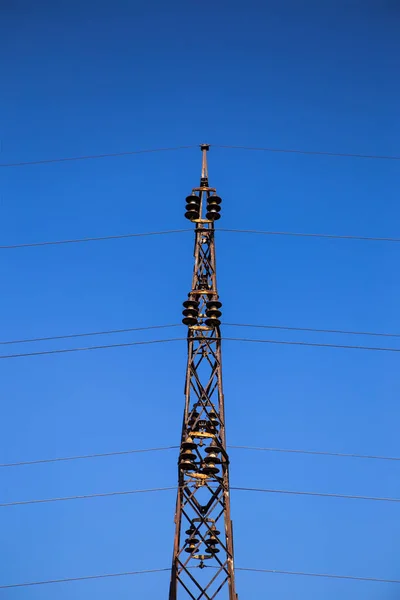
(169, 145), (238, 600)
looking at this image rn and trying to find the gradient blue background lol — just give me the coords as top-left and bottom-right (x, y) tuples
(1, 1), (400, 598)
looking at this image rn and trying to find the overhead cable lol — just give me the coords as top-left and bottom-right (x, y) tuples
(0, 486), (175, 508)
(2, 142), (400, 168)
(0, 145), (196, 168)
(231, 486), (400, 504)
(3, 228), (399, 249)
(3, 321), (399, 347)
(0, 337), (186, 360)
(228, 445), (400, 462)
(223, 337), (400, 353)
(0, 229), (191, 249)
(1, 336), (400, 360)
(212, 143), (400, 161)
(2, 565), (399, 590)
(0, 567), (170, 589)
(2, 443), (400, 470)
(3, 485), (400, 509)
(0, 324), (181, 346)
(0, 446), (179, 468)
(224, 322), (400, 339)
(234, 567), (400, 585)
(218, 228), (400, 243)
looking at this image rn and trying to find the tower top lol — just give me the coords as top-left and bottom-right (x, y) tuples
(200, 143), (210, 187)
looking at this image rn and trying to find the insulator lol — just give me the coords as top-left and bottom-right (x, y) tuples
(205, 300), (222, 326)
(206, 300), (222, 311)
(205, 545), (220, 554)
(180, 459), (196, 471)
(181, 436), (197, 450)
(182, 315), (197, 326)
(186, 196), (200, 209)
(203, 417), (218, 433)
(183, 299), (200, 310)
(182, 308), (198, 317)
(208, 411), (219, 427)
(185, 526), (196, 535)
(207, 203), (221, 213)
(185, 541), (199, 553)
(185, 206), (200, 217)
(185, 537), (200, 546)
(182, 299), (199, 326)
(206, 209), (221, 221)
(206, 309), (222, 318)
(205, 538), (219, 546)
(207, 204), (221, 214)
(204, 452), (221, 465)
(208, 529), (221, 536)
(205, 315), (221, 327)
(183, 317), (197, 326)
(185, 210), (199, 221)
(206, 196), (222, 221)
(202, 463), (219, 475)
(185, 195), (201, 221)
(205, 423), (217, 434)
(204, 444), (221, 454)
(180, 446), (197, 470)
(188, 410), (200, 427)
(180, 449), (197, 462)
(194, 419), (208, 431)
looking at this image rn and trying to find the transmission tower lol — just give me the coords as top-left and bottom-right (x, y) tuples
(169, 145), (238, 600)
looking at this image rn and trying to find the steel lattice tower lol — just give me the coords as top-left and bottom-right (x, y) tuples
(169, 145), (238, 600)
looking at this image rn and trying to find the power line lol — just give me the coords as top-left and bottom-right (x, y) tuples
(0, 337), (185, 359)
(0, 324), (181, 346)
(0, 486), (175, 508)
(0, 568), (170, 590)
(213, 144), (400, 161)
(223, 337), (400, 353)
(231, 486), (400, 504)
(2, 336), (400, 360)
(218, 228), (400, 243)
(3, 228), (399, 250)
(3, 566), (398, 590)
(2, 143), (400, 168)
(234, 567), (400, 585)
(2, 442), (399, 470)
(3, 485), (400, 509)
(229, 445), (400, 462)
(0, 446), (179, 468)
(0, 229), (191, 249)
(2, 565), (398, 590)
(223, 323), (400, 339)
(0, 145), (196, 168)
(4, 321), (398, 347)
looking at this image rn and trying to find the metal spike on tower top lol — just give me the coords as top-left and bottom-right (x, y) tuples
(168, 145), (238, 600)
(200, 143), (209, 185)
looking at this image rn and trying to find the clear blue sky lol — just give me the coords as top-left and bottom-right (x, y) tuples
(1, 1), (400, 598)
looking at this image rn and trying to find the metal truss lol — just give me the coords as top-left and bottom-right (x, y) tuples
(169, 146), (238, 600)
